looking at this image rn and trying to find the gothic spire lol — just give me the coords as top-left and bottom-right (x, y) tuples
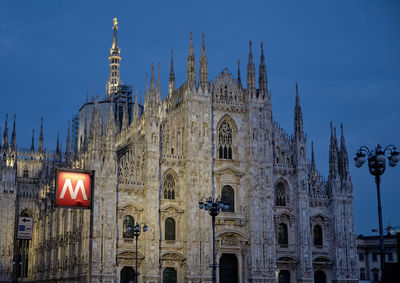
(199, 33), (208, 90)
(122, 97), (129, 130)
(311, 141), (316, 174)
(65, 120), (70, 156)
(107, 17), (121, 96)
(56, 132), (60, 155)
(156, 62), (161, 102)
(237, 60), (242, 89)
(10, 114), (16, 151)
(328, 122), (339, 179)
(169, 50), (175, 96)
(186, 31), (196, 87)
(133, 85), (138, 122)
(2, 114), (8, 152)
(83, 118), (88, 151)
(106, 96), (115, 136)
(150, 63), (155, 91)
(258, 42), (268, 98)
(38, 117), (43, 153)
(115, 101), (120, 132)
(294, 83), (304, 140)
(30, 130), (35, 152)
(247, 41), (256, 94)
(340, 124), (349, 177)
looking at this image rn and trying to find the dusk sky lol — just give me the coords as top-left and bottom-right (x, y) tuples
(1, 0), (399, 235)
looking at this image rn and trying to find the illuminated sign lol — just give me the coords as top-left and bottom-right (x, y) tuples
(55, 169), (94, 208)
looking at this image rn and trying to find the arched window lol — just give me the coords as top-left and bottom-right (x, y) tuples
(163, 174), (176, 200)
(278, 223), (288, 246)
(23, 167), (29, 178)
(218, 121), (232, 159)
(313, 225), (323, 246)
(221, 186), (234, 212)
(165, 218), (176, 240)
(278, 270), (290, 283)
(123, 215), (134, 238)
(163, 267), (177, 283)
(314, 270), (326, 283)
(275, 182), (288, 206)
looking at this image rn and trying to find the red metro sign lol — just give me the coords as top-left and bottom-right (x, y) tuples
(55, 169), (94, 208)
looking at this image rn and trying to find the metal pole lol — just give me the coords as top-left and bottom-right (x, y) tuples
(88, 207), (93, 283)
(212, 215), (216, 283)
(135, 234), (138, 283)
(20, 240), (25, 283)
(375, 174), (385, 282)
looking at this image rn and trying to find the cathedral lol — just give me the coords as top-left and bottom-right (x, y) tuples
(0, 19), (358, 283)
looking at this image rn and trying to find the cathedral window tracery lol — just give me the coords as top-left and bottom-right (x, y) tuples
(218, 121), (233, 159)
(221, 185), (234, 212)
(163, 174), (176, 200)
(275, 181), (289, 206)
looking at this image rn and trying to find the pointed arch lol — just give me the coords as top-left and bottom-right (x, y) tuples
(217, 115), (237, 160)
(275, 178), (290, 207)
(163, 169), (179, 200)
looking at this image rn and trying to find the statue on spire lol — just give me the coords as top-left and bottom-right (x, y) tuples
(113, 17), (118, 30)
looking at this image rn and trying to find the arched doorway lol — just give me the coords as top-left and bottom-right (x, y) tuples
(314, 270), (326, 283)
(219, 253), (238, 283)
(121, 266), (135, 283)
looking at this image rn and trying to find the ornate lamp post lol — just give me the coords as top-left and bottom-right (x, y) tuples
(199, 196), (229, 283)
(354, 144), (399, 281)
(127, 222), (147, 283)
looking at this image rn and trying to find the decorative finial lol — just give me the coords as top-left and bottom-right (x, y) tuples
(249, 40), (252, 49)
(261, 41), (264, 54)
(113, 17), (118, 30)
(202, 33), (205, 46)
(190, 31), (193, 41)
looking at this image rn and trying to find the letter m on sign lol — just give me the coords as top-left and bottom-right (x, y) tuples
(55, 169), (94, 208)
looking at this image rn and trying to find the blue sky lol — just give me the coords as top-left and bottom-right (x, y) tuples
(0, 0), (399, 235)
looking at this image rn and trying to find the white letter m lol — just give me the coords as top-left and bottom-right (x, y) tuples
(59, 179), (88, 200)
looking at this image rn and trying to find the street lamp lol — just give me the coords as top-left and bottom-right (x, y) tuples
(199, 195), (229, 283)
(354, 144), (399, 281)
(127, 222), (147, 283)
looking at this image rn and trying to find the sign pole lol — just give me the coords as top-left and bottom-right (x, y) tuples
(54, 168), (95, 283)
(88, 206), (93, 283)
(20, 240), (25, 283)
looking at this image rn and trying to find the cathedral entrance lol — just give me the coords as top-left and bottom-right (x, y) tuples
(219, 253), (238, 283)
(120, 266), (135, 283)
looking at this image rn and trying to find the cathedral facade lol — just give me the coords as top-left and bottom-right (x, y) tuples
(0, 19), (358, 283)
